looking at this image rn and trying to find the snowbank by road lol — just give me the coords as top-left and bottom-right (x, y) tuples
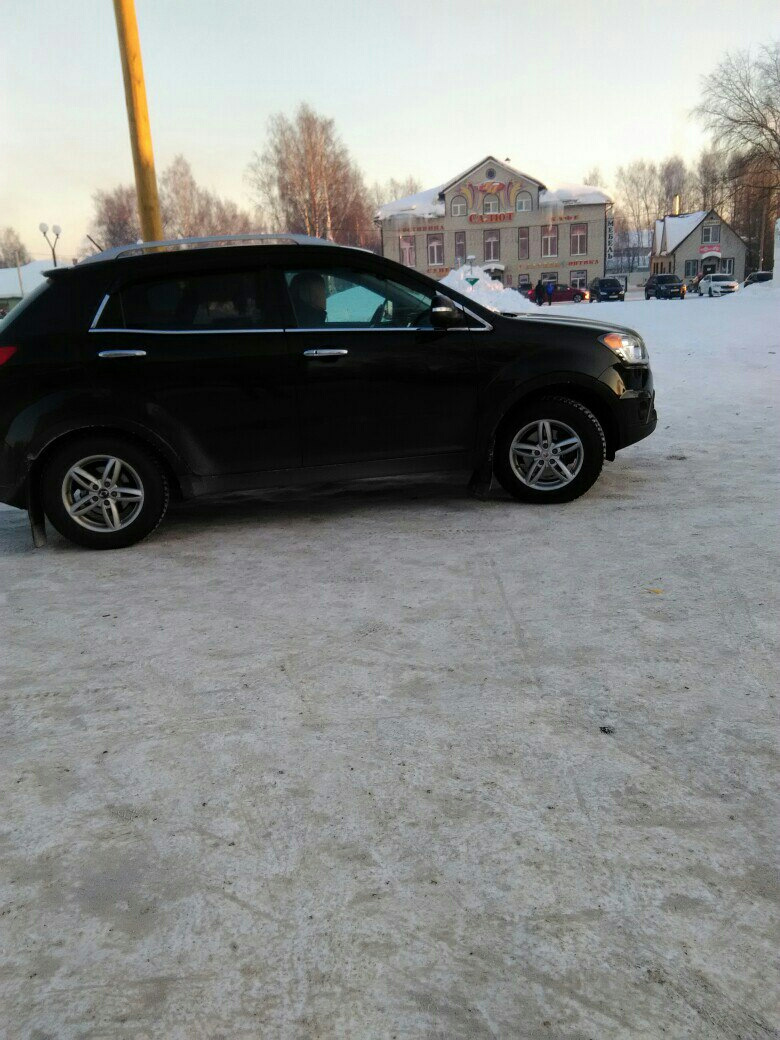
(441, 264), (534, 313)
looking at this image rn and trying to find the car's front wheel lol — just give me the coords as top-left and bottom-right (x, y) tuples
(494, 398), (606, 504)
(41, 435), (169, 549)
(573, 293), (583, 303)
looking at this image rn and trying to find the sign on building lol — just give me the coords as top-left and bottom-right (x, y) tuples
(606, 217), (615, 261)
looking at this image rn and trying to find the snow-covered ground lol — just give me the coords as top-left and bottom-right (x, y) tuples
(1, 284), (778, 1037)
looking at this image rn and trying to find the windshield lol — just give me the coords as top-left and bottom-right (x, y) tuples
(712, 275), (733, 282)
(601, 279), (621, 288)
(656, 275), (680, 284)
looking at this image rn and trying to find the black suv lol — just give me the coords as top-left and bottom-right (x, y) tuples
(0, 235), (657, 549)
(645, 274), (684, 300)
(589, 277), (625, 302)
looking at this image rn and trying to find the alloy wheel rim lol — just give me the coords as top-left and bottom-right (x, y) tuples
(61, 455), (144, 532)
(509, 419), (584, 490)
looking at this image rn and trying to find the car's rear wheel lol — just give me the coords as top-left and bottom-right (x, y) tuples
(42, 435), (169, 549)
(709, 287), (713, 297)
(573, 293), (583, 303)
(494, 398), (606, 505)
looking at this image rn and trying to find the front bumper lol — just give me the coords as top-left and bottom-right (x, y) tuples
(600, 363), (657, 453)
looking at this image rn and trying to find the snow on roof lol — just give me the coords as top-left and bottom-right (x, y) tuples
(656, 211), (709, 255)
(375, 184), (446, 221)
(539, 184), (612, 207)
(0, 260), (54, 299)
(376, 174), (610, 223)
(654, 220), (665, 252)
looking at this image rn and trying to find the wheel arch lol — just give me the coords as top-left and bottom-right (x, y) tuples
(489, 380), (619, 462)
(26, 423), (187, 514)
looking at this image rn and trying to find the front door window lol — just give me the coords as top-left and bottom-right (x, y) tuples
(284, 267), (447, 329)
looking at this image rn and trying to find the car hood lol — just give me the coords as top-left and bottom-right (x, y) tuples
(500, 311), (643, 341)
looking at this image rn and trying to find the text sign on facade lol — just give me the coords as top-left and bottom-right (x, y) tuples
(468, 213), (514, 224)
(606, 217), (614, 261)
(699, 243), (721, 254)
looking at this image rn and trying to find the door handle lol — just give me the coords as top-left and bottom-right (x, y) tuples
(98, 350), (147, 358)
(303, 348), (348, 358)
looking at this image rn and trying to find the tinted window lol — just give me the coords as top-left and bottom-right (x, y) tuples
(656, 275), (680, 284)
(601, 279), (621, 288)
(284, 267), (444, 329)
(96, 269), (276, 331)
(712, 274), (732, 282)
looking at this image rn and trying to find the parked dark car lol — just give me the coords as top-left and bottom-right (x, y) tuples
(645, 274), (685, 300)
(589, 277), (625, 302)
(0, 235), (656, 549)
(744, 271), (773, 286)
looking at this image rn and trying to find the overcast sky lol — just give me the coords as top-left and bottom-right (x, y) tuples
(2, 0), (778, 261)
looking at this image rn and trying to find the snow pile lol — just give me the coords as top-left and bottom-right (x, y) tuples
(375, 185), (446, 221)
(0, 260), (55, 300)
(540, 184), (612, 207)
(440, 264), (534, 313)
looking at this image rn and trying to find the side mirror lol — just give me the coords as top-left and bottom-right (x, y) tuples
(430, 293), (462, 328)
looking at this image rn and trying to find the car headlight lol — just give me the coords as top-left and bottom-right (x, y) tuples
(599, 331), (649, 364)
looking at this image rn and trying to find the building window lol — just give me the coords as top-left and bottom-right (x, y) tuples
(484, 230), (500, 262)
(454, 231), (466, 266)
(722, 257), (734, 275)
(541, 223), (558, 257)
(541, 271), (558, 283)
(684, 259), (699, 278)
(451, 195), (467, 217)
(702, 223), (720, 244)
(483, 194), (499, 214)
(486, 167), (496, 179)
(570, 270), (588, 289)
(427, 234), (443, 267)
(515, 192), (532, 212)
(517, 227), (529, 259)
(570, 222), (587, 256)
(399, 234), (416, 267)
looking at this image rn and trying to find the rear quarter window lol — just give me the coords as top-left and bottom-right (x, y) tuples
(95, 269), (279, 331)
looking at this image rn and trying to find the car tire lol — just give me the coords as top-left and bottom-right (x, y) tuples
(41, 435), (169, 550)
(709, 287), (713, 297)
(494, 397), (606, 505)
(573, 293), (583, 303)
(645, 293), (650, 300)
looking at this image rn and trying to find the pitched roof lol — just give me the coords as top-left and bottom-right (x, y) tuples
(654, 211), (709, 255)
(375, 158), (611, 222)
(439, 155), (546, 195)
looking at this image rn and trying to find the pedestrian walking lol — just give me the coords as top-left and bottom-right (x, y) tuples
(545, 280), (554, 306)
(534, 278), (544, 306)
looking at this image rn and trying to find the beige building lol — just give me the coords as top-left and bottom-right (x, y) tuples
(650, 210), (747, 281)
(375, 156), (612, 290)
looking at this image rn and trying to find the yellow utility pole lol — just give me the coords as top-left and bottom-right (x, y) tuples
(112, 0), (163, 242)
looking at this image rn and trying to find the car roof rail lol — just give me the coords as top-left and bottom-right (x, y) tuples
(78, 232), (332, 265)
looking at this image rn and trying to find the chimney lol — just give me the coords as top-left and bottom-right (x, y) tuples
(673, 194), (681, 216)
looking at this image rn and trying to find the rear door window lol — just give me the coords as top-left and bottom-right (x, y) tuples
(94, 269), (279, 331)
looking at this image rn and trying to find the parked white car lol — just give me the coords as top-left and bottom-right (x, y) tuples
(698, 273), (739, 297)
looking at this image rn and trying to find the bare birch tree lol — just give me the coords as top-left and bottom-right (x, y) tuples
(695, 42), (780, 176)
(0, 228), (32, 267)
(246, 104), (374, 247)
(86, 157), (255, 252)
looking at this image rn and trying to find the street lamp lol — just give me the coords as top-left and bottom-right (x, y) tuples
(39, 222), (62, 267)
